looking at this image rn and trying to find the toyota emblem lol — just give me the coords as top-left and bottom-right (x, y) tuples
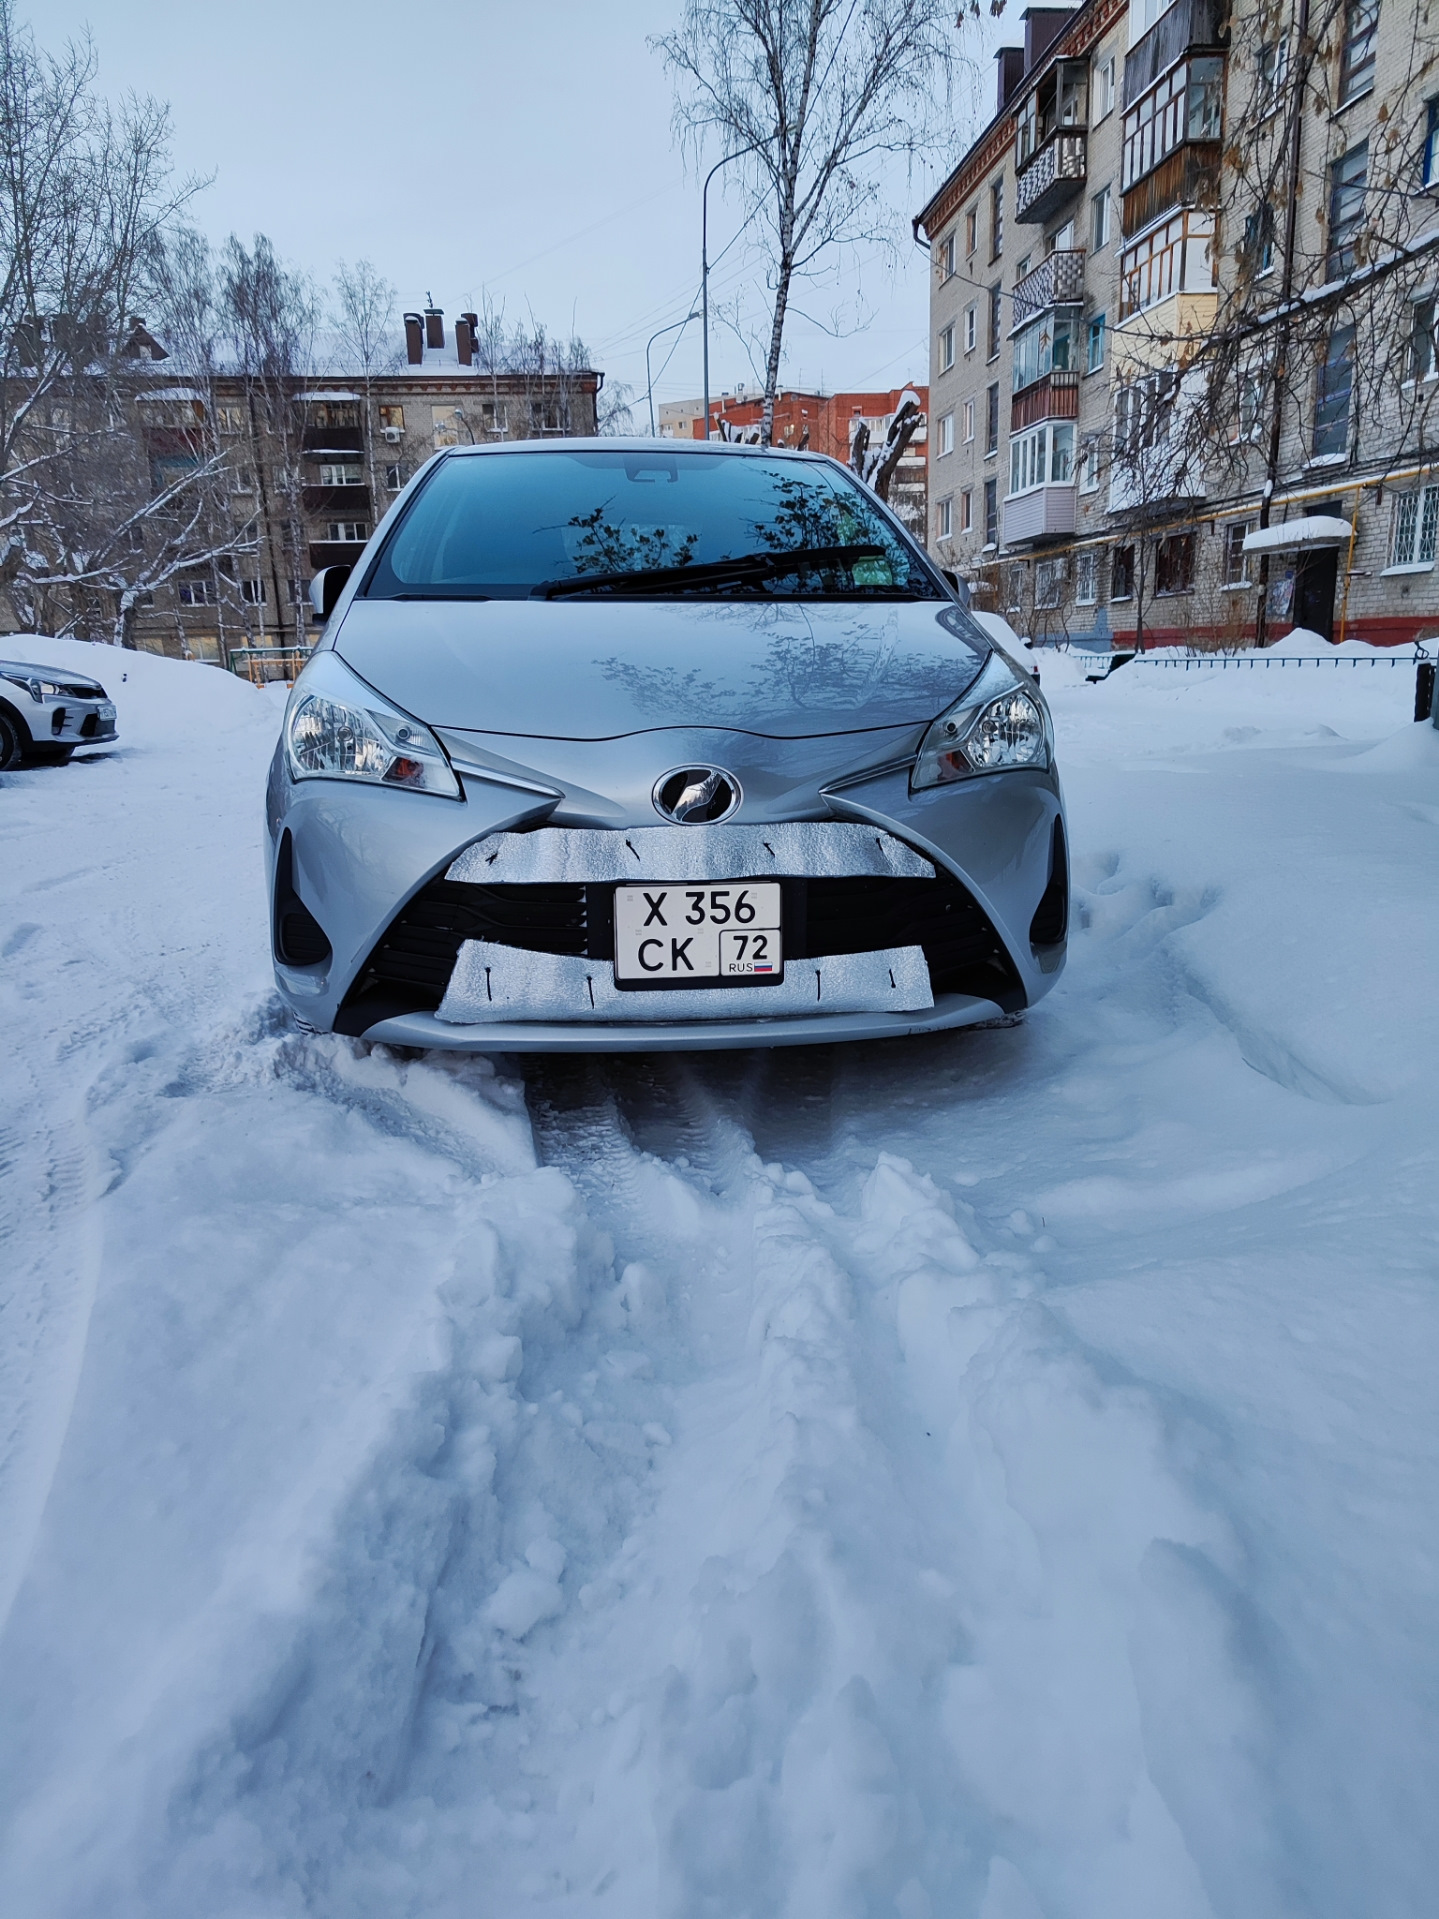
(652, 765), (742, 824)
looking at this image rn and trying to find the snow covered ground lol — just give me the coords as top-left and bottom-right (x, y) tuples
(2, 632), (1437, 1918)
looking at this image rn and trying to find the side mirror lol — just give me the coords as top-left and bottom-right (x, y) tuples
(941, 567), (971, 609)
(309, 565), (353, 621)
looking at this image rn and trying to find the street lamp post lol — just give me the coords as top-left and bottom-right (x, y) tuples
(645, 312), (701, 437)
(702, 142), (762, 441)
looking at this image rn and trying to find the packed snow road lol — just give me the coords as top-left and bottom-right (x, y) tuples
(1, 635), (1437, 1918)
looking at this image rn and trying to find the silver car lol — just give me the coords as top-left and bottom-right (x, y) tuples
(0, 658), (118, 768)
(267, 441), (1066, 1053)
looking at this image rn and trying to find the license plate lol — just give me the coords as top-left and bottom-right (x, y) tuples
(99, 703), (116, 721)
(613, 882), (782, 986)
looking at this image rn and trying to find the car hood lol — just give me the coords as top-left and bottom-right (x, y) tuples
(331, 596), (988, 740)
(0, 659), (102, 687)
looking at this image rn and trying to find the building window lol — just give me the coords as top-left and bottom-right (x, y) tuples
(1075, 549), (1099, 605)
(1425, 100), (1439, 187)
(990, 179), (1004, 260)
(1119, 209), (1216, 318)
(1009, 422), (1075, 495)
(1258, 38), (1289, 110)
(1078, 439), (1101, 492)
(939, 324), (955, 372)
(961, 487), (973, 531)
(984, 477), (998, 546)
(1086, 314), (1106, 373)
(1236, 368), (1265, 441)
(1223, 522), (1252, 584)
(432, 404), (462, 447)
(1035, 557), (1066, 608)
(308, 401), (358, 429)
(937, 495), (953, 539)
(1155, 532), (1195, 594)
(1111, 544), (1136, 600)
(289, 578), (308, 605)
(1095, 54), (1117, 122)
(318, 462), (362, 486)
(480, 401), (509, 434)
(384, 462), (403, 490)
(216, 404), (245, 434)
(1313, 322), (1356, 457)
(937, 412), (955, 456)
(962, 398), (975, 442)
(987, 284), (1002, 360)
(240, 578), (266, 604)
(379, 404), (405, 431)
(1121, 58), (1224, 194)
(327, 520), (369, 542)
(177, 577), (213, 606)
(985, 383), (1000, 454)
(942, 232), (957, 279)
(1409, 298), (1438, 380)
(965, 205), (978, 255)
(1115, 369), (1179, 453)
(1339, 0), (1379, 104)
(1244, 205), (1276, 276)
(1091, 185), (1111, 250)
(1327, 144), (1368, 280)
(1391, 486), (1439, 566)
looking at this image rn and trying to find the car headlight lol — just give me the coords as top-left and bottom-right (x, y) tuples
(1, 672), (58, 701)
(284, 654), (461, 798)
(911, 652), (1050, 791)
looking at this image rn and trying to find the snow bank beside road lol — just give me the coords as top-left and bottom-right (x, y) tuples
(1, 631), (1437, 1916)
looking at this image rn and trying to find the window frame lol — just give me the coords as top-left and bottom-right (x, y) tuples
(1390, 484), (1439, 567)
(1086, 313), (1107, 373)
(1327, 143), (1368, 281)
(937, 411), (955, 456)
(939, 324), (956, 373)
(1312, 321), (1356, 458)
(960, 486), (973, 532)
(1075, 548), (1099, 605)
(1092, 184), (1112, 251)
(1223, 521), (1252, 585)
(1338, 0), (1379, 106)
(990, 179), (1004, 261)
(985, 383), (1000, 455)
(962, 398), (976, 442)
(983, 476), (999, 547)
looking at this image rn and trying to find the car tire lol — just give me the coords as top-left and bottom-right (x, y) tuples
(0, 710), (27, 770)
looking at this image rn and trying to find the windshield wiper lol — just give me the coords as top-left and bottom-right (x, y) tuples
(532, 542), (889, 599)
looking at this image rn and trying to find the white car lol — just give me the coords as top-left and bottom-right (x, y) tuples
(0, 658), (118, 768)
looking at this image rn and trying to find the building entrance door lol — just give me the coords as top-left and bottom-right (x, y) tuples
(1293, 548), (1339, 642)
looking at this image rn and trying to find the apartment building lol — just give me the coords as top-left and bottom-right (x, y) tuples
(664, 386), (931, 542)
(124, 302), (601, 665)
(916, 0), (1439, 649)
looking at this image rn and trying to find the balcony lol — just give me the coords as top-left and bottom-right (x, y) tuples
(1004, 485), (1076, 544)
(301, 425), (364, 456)
(1015, 131), (1086, 225)
(1011, 371), (1079, 433)
(1011, 249), (1086, 331)
(1122, 143), (1220, 241)
(1123, 0), (1228, 109)
(301, 483), (372, 515)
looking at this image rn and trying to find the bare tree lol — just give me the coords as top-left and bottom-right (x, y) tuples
(0, 0), (225, 638)
(656, 0), (961, 444)
(848, 386), (923, 500)
(333, 258), (398, 492)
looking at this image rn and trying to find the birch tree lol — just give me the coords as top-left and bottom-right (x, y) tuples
(656, 0), (961, 444)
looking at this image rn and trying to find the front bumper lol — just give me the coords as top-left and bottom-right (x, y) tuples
(267, 738), (1066, 1053)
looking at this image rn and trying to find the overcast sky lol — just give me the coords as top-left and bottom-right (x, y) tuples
(44, 0), (1001, 417)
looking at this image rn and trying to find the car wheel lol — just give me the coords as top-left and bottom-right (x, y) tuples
(0, 710), (26, 770)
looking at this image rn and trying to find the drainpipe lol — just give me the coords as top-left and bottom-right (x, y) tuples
(1255, 0), (1313, 647)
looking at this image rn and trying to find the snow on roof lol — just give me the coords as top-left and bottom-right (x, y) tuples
(138, 386), (204, 403)
(296, 390), (363, 402)
(1243, 516), (1354, 553)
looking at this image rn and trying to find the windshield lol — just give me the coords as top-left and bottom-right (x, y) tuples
(363, 449), (943, 601)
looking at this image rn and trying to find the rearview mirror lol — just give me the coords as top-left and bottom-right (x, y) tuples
(309, 565), (353, 621)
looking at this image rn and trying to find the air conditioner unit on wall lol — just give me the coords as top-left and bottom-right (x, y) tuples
(383, 426), (402, 442)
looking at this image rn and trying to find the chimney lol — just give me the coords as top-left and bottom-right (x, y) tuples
(456, 312), (478, 366)
(1022, 8), (1073, 72)
(996, 45), (1025, 109)
(403, 312), (424, 364)
(425, 303), (445, 350)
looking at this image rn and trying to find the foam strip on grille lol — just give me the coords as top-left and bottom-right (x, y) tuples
(436, 941), (934, 1024)
(445, 823), (935, 886)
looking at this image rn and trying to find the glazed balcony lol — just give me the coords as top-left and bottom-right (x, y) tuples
(1015, 130), (1087, 225)
(1011, 249), (1086, 331)
(301, 424), (364, 456)
(1123, 0), (1228, 109)
(300, 482), (372, 516)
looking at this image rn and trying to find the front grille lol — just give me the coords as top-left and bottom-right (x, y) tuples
(337, 858), (1024, 1031)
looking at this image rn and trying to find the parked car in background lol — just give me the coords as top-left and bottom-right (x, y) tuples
(0, 658), (118, 768)
(269, 440), (1067, 1053)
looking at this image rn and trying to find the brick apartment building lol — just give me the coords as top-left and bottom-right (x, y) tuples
(916, 0), (1439, 649)
(659, 385), (930, 543)
(118, 303), (601, 665)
